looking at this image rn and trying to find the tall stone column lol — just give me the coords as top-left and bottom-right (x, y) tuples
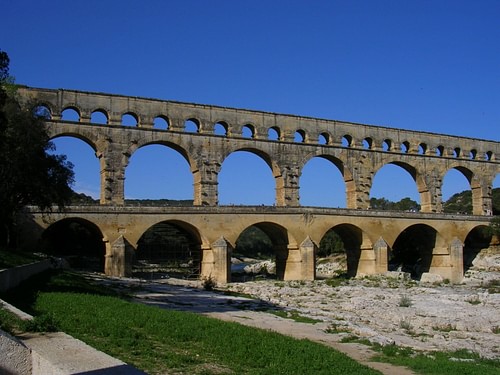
(420, 169), (442, 213)
(472, 178), (493, 216)
(193, 160), (220, 206)
(346, 158), (372, 209)
(98, 149), (126, 205)
(276, 164), (300, 207)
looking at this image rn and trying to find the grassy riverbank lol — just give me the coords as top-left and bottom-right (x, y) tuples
(1, 270), (378, 375)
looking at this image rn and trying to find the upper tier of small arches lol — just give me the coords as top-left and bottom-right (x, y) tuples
(24, 87), (498, 162)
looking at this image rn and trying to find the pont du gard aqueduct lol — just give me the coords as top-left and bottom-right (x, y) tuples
(15, 86), (500, 284)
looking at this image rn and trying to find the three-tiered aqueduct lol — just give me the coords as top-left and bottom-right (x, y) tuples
(16, 86), (500, 283)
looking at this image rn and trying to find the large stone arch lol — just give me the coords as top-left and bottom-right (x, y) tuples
(298, 153), (354, 208)
(219, 147), (283, 205)
(124, 140), (196, 201)
(441, 164), (487, 215)
(371, 160), (431, 212)
(40, 217), (106, 272)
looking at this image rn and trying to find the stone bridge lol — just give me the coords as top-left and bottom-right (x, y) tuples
(16, 86), (500, 283)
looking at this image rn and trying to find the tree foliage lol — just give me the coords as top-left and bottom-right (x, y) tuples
(0, 50), (74, 246)
(369, 197), (420, 211)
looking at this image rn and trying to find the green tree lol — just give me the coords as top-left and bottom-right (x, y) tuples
(487, 216), (500, 237)
(0, 50), (74, 246)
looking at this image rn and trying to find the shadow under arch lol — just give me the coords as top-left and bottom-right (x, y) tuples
(135, 220), (203, 279)
(233, 221), (291, 281)
(40, 218), (105, 272)
(463, 225), (492, 273)
(390, 224), (437, 279)
(299, 154), (352, 208)
(319, 224), (363, 278)
(372, 160), (429, 211)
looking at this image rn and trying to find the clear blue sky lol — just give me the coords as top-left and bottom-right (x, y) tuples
(2, 0), (499, 206)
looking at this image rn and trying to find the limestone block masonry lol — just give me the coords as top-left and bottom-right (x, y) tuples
(15, 86), (500, 284)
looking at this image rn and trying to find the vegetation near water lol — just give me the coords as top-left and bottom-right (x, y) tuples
(1, 270), (378, 375)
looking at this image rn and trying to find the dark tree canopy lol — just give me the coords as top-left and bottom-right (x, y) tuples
(0, 50), (74, 246)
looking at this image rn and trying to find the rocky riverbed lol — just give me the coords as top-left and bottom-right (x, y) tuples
(222, 248), (500, 359)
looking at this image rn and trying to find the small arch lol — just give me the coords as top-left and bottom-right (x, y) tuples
(341, 135), (352, 147)
(436, 145), (444, 156)
(90, 109), (108, 124)
(61, 107), (81, 122)
(390, 224), (437, 279)
(233, 222), (290, 281)
(453, 147), (461, 158)
(382, 139), (392, 151)
(463, 226), (492, 274)
(318, 132), (330, 145)
(185, 118), (200, 133)
(214, 121), (228, 136)
(362, 137), (373, 150)
(294, 129), (306, 143)
(469, 149), (477, 160)
(122, 112), (138, 127)
(242, 124), (255, 138)
(400, 141), (410, 153)
(268, 126), (280, 141)
(485, 151), (493, 161)
(418, 143), (427, 155)
(153, 116), (169, 130)
(136, 220), (202, 279)
(33, 104), (52, 119)
(319, 224), (364, 278)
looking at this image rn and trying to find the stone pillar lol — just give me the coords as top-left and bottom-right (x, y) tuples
(420, 169), (442, 213)
(472, 181), (493, 216)
(193, 160), (220, 206)
(168, 117), (184, 132)
(277, 164), (300, 207)
(98, 145), (127, 205)
(283, 245), (301, 280)
(356, 241), (378, 276)
(428, 246), (453, 281)
(346, 158), (372, 209)
(299, 237), (317, 280)
(449, 237), (464, 283)
(373, 237), (389, 273)
(105, 235), (135, 277)
(203, 237), (232, 284)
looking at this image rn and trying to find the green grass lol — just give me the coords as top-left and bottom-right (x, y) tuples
(1, 271), (379, 375)
(0, 248), (43, 268)
(372, 346), (499, 375)
(339, 335), (499, 375)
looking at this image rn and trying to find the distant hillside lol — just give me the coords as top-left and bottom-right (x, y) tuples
(444, 187), (500, 215)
